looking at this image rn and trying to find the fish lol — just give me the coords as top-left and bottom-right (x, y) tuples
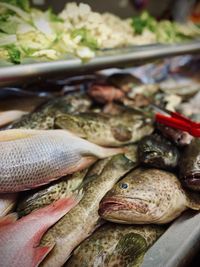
(0, 129), (124, 193)
(138, 134), (180, 170)
(55, 112), (153, 147)
(10, 93), (91, 130)
(0, 110), (28, 127)
(17, 169), (88, 217)
(0, 193), (18, 217)
(65, 223), (164, 267)
(99, 168), (200, 224)
(87, 84), (125, 104)
(179, 138), (200, 191)
(156, 123), (193, 146)
(39, 155), (135, 267)
(0, 195), (80, 267)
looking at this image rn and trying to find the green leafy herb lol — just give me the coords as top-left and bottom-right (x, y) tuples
(132, 11), (157, 34)
(7, 44), (21, 63)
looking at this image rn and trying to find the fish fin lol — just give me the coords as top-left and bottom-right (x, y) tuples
(111, 124), (132, 142)
(33, 244), (55, 267)
(0, 129), (36, 142)
(0, 212), (18, 227)
(186, 192), (200, 210)
(68, 157), (97, 174)
(107, 233), (147, 267)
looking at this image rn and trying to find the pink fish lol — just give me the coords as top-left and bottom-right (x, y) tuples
(0, 195), (79, 267)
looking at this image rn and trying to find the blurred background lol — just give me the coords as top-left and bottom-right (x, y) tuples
(31, 0), (199, 22)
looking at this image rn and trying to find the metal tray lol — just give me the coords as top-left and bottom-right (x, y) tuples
(141, 211), (200, 267)
(1, 40), (200, 86)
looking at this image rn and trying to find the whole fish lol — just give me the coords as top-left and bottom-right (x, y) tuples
(17, 169), (88, 217)
(0, 193), (18, 217)
(138, 134), (180, 170)
(0, 195), (80, 267)
(39, 155), (135, 267)
(55, 112), (153, 147)
(157, 123), (193, 146)
(0, 129), (124, 193)
(10, 94), (91, 130)
(179, 138), (200, 191)
(66, 224), (164, 267)
(99, 168), (200, 224)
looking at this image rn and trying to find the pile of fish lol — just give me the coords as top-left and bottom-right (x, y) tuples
(0, 58), (200, 267)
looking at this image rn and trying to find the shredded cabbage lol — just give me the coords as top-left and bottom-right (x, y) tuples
(0, 1), (199, 64)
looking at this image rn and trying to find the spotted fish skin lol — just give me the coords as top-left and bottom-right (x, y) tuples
(10, 94), (91, 130)
(17, 169), (88, 217)
(55, 112), (153, 147)
(39, 155), (135, 267)
(99, 168), (200, 224)
(0, 129), (123, 193)
(65, 224), (164, 267)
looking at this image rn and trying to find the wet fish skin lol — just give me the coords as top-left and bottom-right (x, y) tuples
(157, 123), (193, 146)
(138, 134), (180, 170)
(55, 112), (153, 147)
(17, 169), (88, 217)
(65, 224), (164, 267)
(10, 94), (91, 130)
(0, 193), (18, 217)
(0, 195), (80, 267)
(0, 129), (124, 193)
(39, 155), (135, 267)
(179, 138), (200, 191)
(99, 168), (200, 224)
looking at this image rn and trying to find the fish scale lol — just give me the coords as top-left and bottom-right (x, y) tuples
(0, 129), (123, 193)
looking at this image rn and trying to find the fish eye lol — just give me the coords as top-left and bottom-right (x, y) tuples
(120, 183), (128, 189)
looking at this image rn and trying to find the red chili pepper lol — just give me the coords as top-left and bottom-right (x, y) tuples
(156, 111), (200, 137)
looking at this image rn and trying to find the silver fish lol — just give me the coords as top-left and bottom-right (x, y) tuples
(0, 129), (124, 193)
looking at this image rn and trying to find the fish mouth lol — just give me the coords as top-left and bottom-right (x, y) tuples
(183, 173), (200, 191)
(99, 198), (127, 215)
(99, 196), (149, 216)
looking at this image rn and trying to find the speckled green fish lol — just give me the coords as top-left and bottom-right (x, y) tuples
(39, 155), (136, 267)
(10, 93), (91, 130)
(55, 112), (153, 146)
(138, 134), (180, 170)
(179, 138), (200, 191)
(17, 169), (88, 217)
(99, 168), (200, 224)
(65, 223), (165, 267)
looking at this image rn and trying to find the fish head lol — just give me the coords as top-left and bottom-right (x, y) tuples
(138, 135), (179, 169)
(99, 169), (164, 224)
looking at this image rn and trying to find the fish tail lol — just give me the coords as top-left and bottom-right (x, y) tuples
(97, 146), (127, 158)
